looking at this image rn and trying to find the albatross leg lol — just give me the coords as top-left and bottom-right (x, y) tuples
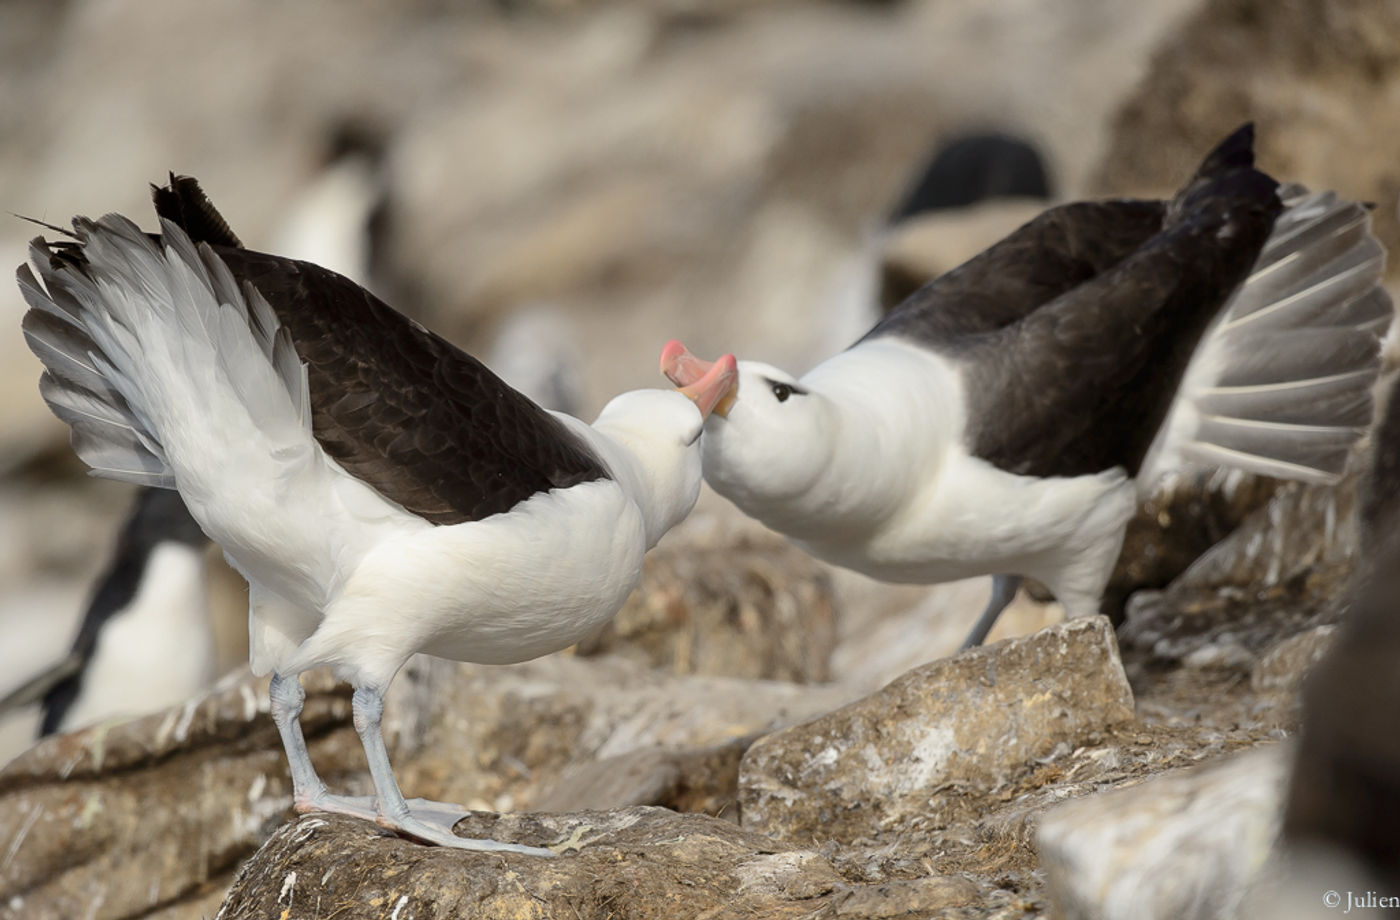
(270, 672), (335, 809)
(350, 686), (556, 857)
(270, 673), (399, 823)
(958, 575), (1022, 650)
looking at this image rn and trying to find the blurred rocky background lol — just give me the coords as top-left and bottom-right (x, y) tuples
(1, 0), (1398, 917)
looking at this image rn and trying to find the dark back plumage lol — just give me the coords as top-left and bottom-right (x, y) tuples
(150, 177), (610, 525)
(865, 198), (1166, 344)
(867, 123), (1284, 480)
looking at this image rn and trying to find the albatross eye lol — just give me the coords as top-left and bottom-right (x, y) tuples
(772, 383), (795, 403)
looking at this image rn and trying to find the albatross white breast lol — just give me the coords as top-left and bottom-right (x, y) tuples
(664, 124), (1394, 650)
(17, 176), (737, 856)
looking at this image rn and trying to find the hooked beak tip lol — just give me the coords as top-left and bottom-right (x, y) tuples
(678, 352), (738, 420)
(660, 339), (714, 389)
(660, 339), (687, 375)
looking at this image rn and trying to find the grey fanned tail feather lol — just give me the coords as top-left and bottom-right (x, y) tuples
(1146, 185), (1395, 485)
(20, 235), (174, 487)
(17, 214), (310, 488)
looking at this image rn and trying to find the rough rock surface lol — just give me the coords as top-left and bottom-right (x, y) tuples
(577, 527), (837, 683)
(1038, 744), (1289, 920)
(1115, 474), (1363, 744)
(393, 654), (854, 814)
(1120, 477), (1358, 674)
(215, 810), (983, 920)
(533, 737), (753, 818)
(1251, 625), (1336, 695)
(0, 669), (323, 920)
(739, 616), (1136, 847)
(1102, 470), (1286, 621)
(0, 655), (852, 920)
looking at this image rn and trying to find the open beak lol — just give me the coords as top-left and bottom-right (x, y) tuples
(661, 340), (737, 419)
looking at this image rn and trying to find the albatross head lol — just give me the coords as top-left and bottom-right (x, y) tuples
(660, 340), (836, 512)
(591, 350), (738, 546)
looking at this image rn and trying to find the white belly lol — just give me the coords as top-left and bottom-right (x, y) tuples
(800, 451), (1137, 597)
(277, 479), (648, 688)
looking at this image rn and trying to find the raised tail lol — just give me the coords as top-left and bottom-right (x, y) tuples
(19, 228), (174, 487)
(17, 213), (310, 490)
(1146, 184), (1394, 484)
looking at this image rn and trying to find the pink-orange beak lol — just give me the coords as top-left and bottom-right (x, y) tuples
(660, 340), (738, 419)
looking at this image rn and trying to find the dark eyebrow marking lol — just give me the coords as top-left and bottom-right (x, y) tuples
(762, 377), (807, 395)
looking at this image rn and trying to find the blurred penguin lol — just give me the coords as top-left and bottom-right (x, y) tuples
(877, 131), (1053, 312)
(0, 488), (214, 735)
(272, 120), (393, 293)
(887, 131), (1052, 223)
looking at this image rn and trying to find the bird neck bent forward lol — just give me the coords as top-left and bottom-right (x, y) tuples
(557, 390), (706, 549)
(704, 339), (966, 543)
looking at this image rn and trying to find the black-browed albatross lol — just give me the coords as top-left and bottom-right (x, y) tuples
(663, 124), (1393, 649)
(17, 176), (738, 856)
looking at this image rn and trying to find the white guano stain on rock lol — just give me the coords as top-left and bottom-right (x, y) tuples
(173, 698), (199, 743)
(278, 871), (297, 906)
(902, 722), (956, 793)
(739, 616), (1136, 845)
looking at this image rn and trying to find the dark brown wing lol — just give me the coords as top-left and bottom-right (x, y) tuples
(215, 246), (610, 525)
(956, 128), (1281, 479)
(862, 198), (1166, 345)
(151, 174), (609, 525)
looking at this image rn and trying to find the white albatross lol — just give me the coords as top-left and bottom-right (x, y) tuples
(663, 124), (1393, 649)
(17, 176), (737, 856)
